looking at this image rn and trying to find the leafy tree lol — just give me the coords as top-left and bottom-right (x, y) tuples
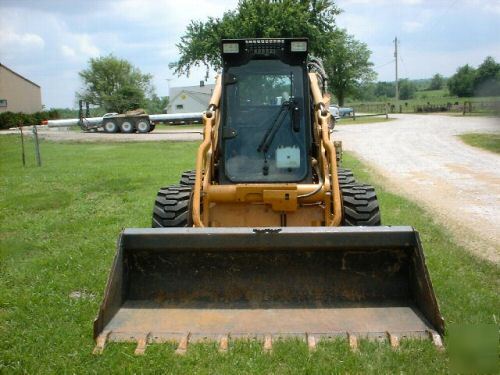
(398, 79), (417, 100)
(324, 30), (376, 106)
(374, 81), (395, 98)
(172, 0), (341, 76)
(447, 64), (476, 97)
(473, 56), (500, 96)
(429, 73), (445, 90)
(77, 55), (153, 113)
(352, 82), (377, 101)
(145, 94), (169, 114)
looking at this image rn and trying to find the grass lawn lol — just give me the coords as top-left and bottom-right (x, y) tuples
(154, 123), (204, 131)
(1, 136), (498, 373)
(458, 132), (500, 154)
(346, 94), (500, 115)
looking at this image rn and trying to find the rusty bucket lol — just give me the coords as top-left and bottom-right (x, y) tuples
(93, 226), (444, 354)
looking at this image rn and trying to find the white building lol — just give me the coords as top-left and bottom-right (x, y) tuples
(166, 82), (215, 114)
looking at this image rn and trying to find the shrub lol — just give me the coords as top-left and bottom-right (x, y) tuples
(0, 109), (60, 130)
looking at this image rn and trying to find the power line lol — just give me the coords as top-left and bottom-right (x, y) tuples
(374, 59), (395, 69)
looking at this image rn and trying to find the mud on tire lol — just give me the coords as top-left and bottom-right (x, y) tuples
(341, 183), (381, 226)
(152, 184), (192, 227)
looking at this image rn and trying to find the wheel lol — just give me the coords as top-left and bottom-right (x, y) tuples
(136, 119), (151, 133)
(338, 168), (355, 185)
(179, 169), (196, 186)
(119, 119), (135, 133)
(150, 124), (156, 132)
(152, 185), (192, 227)
(341, 183), (381, 226)
(102, 119), (119, 133)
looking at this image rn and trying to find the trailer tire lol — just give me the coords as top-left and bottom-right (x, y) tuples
(103, 119), (119, 133)
(119, 119), (135, 133)
(152, 185), (192, 227)
(136, 119), (151, 133)
(341, 183), (381, 226)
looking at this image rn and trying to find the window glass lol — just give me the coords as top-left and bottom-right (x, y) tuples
(222, 60), (307, 183)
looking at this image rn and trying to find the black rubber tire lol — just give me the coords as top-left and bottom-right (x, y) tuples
(179, 169), (196, 186)
(341, 183), (381, 226)
(338, 168), (355, 185)
(119, 119), (135, 133)
(136, 119), (151, 133)
(152, 185), (192, 227)
(102, 119), (119, 133)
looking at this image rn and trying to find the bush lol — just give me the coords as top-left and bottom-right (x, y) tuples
(0, 109), (60, 130)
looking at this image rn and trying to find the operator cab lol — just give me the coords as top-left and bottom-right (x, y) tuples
(219, 38), (311, 183)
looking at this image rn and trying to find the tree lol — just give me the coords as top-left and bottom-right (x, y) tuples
(374, 81), (395, 98)
(429, 73), (445, 90)
(323, 31), (376, 106)
(473, 56), (500, 96)
(146, 94), (169, 114)
(172, 0), (341, 77)
(77, 55), (154, 113)
(398, 79), (417, 100)
(447, 64), (476, 97)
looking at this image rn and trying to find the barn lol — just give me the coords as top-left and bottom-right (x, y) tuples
(0, 63), (42, 114)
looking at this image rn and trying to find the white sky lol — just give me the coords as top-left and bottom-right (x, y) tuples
(0, 0), (499, 108)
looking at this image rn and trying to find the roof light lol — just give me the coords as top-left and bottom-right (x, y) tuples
(223, 43), (239, 54)
(290, 41), (307, 52)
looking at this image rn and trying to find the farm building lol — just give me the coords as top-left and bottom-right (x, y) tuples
(166, 82), (215, 113)
(0, 63), (42, 114)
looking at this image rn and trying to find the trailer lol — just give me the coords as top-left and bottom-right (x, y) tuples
(42, 102), (203, 133)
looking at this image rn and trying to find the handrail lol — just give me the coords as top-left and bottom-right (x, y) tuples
(192, 75), (222, 227)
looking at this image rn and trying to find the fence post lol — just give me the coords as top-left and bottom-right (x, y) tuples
(469, 101), (472, 114)
(32, 125), (42, 167)
(463, 101), (466, 116)
(353, 108), (356, 121)
(19, 124), (26, 167)
(385, 104), (388, 119)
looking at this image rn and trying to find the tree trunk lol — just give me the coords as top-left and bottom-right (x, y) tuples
(337, 92), (345, 107)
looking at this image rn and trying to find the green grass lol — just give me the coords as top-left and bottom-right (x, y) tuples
(458, 132), (500, 154)
(154, 123), (204, 131)
(347, 94), (500, 114)
(1, 136), (498, 373)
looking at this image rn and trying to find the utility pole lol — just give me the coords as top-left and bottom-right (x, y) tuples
(394, 36), (399, 102)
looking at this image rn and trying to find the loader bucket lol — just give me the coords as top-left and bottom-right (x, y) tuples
(93, 226), (444, 353)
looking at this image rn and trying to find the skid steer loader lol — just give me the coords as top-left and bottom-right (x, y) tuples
(93, 38), (444, 355)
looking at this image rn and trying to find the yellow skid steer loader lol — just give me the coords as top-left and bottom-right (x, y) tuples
(93, 38), (444, 355)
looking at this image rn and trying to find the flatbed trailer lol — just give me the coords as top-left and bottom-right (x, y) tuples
(42, 112), (203, 133)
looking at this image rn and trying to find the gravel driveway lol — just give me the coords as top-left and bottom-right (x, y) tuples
(335, 114), (500, 263)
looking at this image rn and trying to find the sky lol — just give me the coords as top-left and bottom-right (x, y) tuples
(0, 0), (499, 109)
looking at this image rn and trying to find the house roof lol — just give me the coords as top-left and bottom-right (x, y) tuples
(0, 63), (41, 88)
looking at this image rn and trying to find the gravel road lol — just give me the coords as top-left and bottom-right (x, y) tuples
(5, 128), (204, 142)
(3, 114), (498, 262)
(335, 114), (500, 263)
